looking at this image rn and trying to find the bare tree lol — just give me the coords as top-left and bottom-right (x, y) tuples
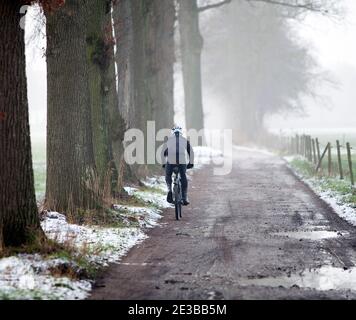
(246, 0), (340, 17)
(202, 0), (330, 143)
(178, 0), (340, 132)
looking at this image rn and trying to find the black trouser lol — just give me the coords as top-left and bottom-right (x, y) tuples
(165, 164), (188, 197)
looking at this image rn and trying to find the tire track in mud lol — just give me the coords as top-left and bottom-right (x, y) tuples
(90, 148), (356, 300)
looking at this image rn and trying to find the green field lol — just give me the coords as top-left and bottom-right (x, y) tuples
(291, 154), (356, 184)
(278, 128), (356, 184)
(31, 139), (46, 201)
(279, 128), (356, 147)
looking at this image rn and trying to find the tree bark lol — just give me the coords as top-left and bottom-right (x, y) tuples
(113, 0), (135, 129)
(178, 0), (204, 131)
(46, 1), (127, 213)
(85, 0), (126, 198)
(0, 1), (42, 248)
(115, 0), (175, 132)
(115, 0), (175, 175)
(45, 1), (99, 214)
(113, 0), (141, 183)
(145, 0), (175, 133)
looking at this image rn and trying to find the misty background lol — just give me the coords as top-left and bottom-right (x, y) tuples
(26, 0), (356, 145)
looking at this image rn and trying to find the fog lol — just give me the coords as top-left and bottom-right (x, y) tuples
(26, 0), (356, 145)
(25, 5), (46, 143)
(198, 0), (356, 136)
(267, 0), (356, 131)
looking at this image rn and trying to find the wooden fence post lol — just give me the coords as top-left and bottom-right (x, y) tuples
(312, 138), (317, 164)
(300, 135), (303, 157)
(289, 137), (294, 154)
(336, 140), (344, 180)
(305, 135), (308, 158)
(346, 142), (354, 186)
(300, 135), (303, 156)
(316, 138), (321, 162)
(316, 143), (330, 173)
(308, 136), (313, 162)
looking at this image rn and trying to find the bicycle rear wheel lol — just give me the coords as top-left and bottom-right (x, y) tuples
(174, 186), (181, 221)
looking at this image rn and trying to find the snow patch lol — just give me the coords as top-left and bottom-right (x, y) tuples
(0, 255), (91, 300)
(141, 176), (167, 193)
(234, 145), (275, 156)
(124, 176), (173, 209)
(193, 146), (225, 169)
(285, 156), (356, 227)
(41, 212), (147, 266)
(0, 176), (170, 300)
(113, 205), (163, 228)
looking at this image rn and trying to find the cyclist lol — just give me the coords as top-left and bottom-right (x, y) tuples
(161, 126), (194, 205)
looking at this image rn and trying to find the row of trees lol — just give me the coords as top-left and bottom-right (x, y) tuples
(0, 0), (224, 249)
(0, 0), (339, 249)
(0, 0), (174, 249)
(45, 0), (176, 214)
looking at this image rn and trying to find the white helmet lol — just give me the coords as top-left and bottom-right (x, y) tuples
(171, 125), (183, 135)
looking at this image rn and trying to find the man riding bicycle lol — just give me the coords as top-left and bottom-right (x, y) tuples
(161, 126), (194, 206)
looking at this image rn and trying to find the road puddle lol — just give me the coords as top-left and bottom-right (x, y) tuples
(240, 266), (356, 291)
(273, 230), (347, 240)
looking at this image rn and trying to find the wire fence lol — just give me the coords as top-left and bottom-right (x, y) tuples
(278, 134), (356, 189)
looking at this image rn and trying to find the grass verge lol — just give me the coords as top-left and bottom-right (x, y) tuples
(288, 157), (356, 208)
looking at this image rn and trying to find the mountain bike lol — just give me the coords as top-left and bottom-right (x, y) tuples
(172, 166), (182, 221)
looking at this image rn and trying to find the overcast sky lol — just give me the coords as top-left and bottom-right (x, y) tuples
(266, 0), (356, 131)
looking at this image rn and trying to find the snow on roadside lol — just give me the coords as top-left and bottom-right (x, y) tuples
(1, 148), (223, 300)
(113, 205), (163, 228)
(124, 186), (172, 209)
(0, 255), (91, 300)
(234, 145), (275, 156)
(124, 175), (174, 209)
(141, 176), (167, 193)
(0, 176), (169, 300)
(193, 146), (225, 169)
(42, 212), (148, 266)
(0, 213), (148, 300)
(284, 156), (356, 227)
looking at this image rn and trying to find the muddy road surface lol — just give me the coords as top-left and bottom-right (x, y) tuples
(90, 147), (356, 300)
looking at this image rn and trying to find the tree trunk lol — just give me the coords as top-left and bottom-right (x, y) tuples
(45, 1), (99, 214)
(46, 1), (127, 213)
(113, 0), (135, 129)
(85, 0), (126, 199)
(178, 0), (204, 131)
(116, 0), (175, 133)
(0, 1), (43, 248)
(115, 0), (175, 175)
(112, 0), (141, 183)
(145, 0), (175, 133)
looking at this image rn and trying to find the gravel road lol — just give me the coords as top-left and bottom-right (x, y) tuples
(90, 147), (356, 300)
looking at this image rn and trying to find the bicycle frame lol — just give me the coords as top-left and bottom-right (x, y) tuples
(173, 167), (182, 220)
